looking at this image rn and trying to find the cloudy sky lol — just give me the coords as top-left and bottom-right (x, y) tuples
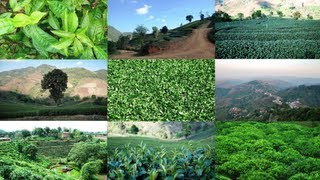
(0, 121), (107, 132)
(216, 60), (320, 80)
(109, 0), (214, 32)
(0, 60), (107, 72)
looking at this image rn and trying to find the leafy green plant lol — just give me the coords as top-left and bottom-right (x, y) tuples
(0, 0), (107, 59)
(108, 59), (215, 121)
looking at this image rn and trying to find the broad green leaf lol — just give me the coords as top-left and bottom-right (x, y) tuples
(51, 30), (75, 38)
(8, 31), (23, 41)
(76, 27), (88, 35)
(9, 0), (17, 10)
(88, 19), (104, 42)
(26, 25), (58, 57)
(12, 14), (32, 27)
(48, 12), (60, 30)
(80, 10), (89, 29)
(12, 12), (46, 28)
(93, 46), (107, 59)
(51, 37), (74, 50)
(30, 0), (46, 13)
(12, 0), (32, 12)
(72, 38), (83, 57)
(0, 19), (15, 35)
(80, 47), (94, 59)
(76, 33), (94, 47)
(47, 1), (67, 18)
(22, 36), (33, 48)
(0, 13), (13, 18)
(68, 11), (78, 33)
(62, 9), (68, 31)
(29, 11), (47, 24)
(24, 4), (31, 15)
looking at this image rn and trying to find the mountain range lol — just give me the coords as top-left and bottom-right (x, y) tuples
(216, 78), (320, 120)
(216, 0), (320, 19)
(0, 65), (108, 99)
(108, 25), (132, 42)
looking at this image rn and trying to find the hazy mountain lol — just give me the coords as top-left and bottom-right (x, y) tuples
(108, 25), (133, 42)
(216, 79), (245, 88)
(216, 79), (320, 120)
(216, 0), (320, 19)
(0, 65), (108, 99)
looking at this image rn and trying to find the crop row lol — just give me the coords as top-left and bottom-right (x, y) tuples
(108, 143), (214, 179)
(216, 40), (320, 59)
(0, 107), (107, 119)
(216, 32), (320, 41)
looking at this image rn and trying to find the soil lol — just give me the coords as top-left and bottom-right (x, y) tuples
(111, 22), (215, 59)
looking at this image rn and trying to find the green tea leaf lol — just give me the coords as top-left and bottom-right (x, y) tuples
(68, 11), (78, 33)
(76, 33), (94, 47)
(0, 19), (15, 35)
(51, 37), (74, 50)
(47, 1), (67, 18)
(72, 38), (84, 57)
(30, 0), (45, 12)
(12, 0), (32, 12)
(9, 0), (17, 10)
(93, 46), (107, 59)
(51, 30), (75, 38)
(88, 19), (104, 42)
(62, 9), (68, 32)
(29, 11), (47, 24)
(48, 12), (60, 30)
(81, 47), (94, 59)
(80, 10), (89, 29)
(0, 13), (13, 19)
(12, 14), (32, 27)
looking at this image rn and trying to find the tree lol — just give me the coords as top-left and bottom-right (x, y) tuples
(23, 144), (38, 160)
(133, 25), (149, 37)
(252, 10), (262, 19)
(200, 12), (205, 20)
(41, 69), (68, 105)
(152, 26), (159, 38)
(307, 14), (313, 20)
(293, 11), (301, 20)
(182, 123), (192, 138)
(33, 128), (45, 137)
(237, 13), (244, 20)
(20, 130), (31, 138)
(277, 11), (284, 18)
(160, 26), (169, 34)
(128, 125), (139, 134)
(116, 35), (130, 49)
(80, 160), (102, 180)
(186, 15), (193, 23)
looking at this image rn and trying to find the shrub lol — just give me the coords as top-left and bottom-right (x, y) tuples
(293, 11), (301, 20)
(22, 144), (38, 160)
(80, 160), (102, 180)
(128, 125), (139, 134)
(160, 26), (169, 34)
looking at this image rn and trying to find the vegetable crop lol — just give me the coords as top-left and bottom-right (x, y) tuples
(0, 0), (107, 59)
(108, 59), (215, 121)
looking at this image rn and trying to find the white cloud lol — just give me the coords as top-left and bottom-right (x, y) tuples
(136, 4), (151, 15)
(146, 15), (154, 20)
(76, 61), (83, 65)
(131, 0), (138, 3)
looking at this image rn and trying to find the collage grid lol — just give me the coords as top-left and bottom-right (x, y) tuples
(0, 0), (319, 179)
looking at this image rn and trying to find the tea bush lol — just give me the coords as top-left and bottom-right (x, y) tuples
(0, 0), (107, 59)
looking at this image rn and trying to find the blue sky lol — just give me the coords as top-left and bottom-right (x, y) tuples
(0, 60), (107, 72)
(109, 0), (214, 32)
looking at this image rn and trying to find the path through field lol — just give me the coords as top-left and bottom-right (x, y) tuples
(111, 22), (215, 59)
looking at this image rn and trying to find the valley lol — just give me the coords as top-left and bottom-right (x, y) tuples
(216, 78), (320, 121)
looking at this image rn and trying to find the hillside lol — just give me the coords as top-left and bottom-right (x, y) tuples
(216, 0), (320, 19)
(108, 25), (122, 42)
(0, 65), (108, 99)
(216, 79), (320, 120)
(108, 122), (214, 139)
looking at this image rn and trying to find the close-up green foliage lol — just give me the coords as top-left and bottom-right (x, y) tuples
(215, 121), (320, 180)
(108, 142), (214, 179)
(0, 0), (107, 59)
(108, 59), (215, 121)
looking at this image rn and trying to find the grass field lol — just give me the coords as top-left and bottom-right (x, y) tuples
(0, 101), (107, 119)
(108, 59), (215, 121)
(215, 121), (320, 179)
(215, 18), (320, 59)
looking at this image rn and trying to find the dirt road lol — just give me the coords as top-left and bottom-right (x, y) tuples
(111, 22), (215, 59)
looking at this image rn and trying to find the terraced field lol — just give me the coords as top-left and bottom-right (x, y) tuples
(215, 18), (320, 58)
